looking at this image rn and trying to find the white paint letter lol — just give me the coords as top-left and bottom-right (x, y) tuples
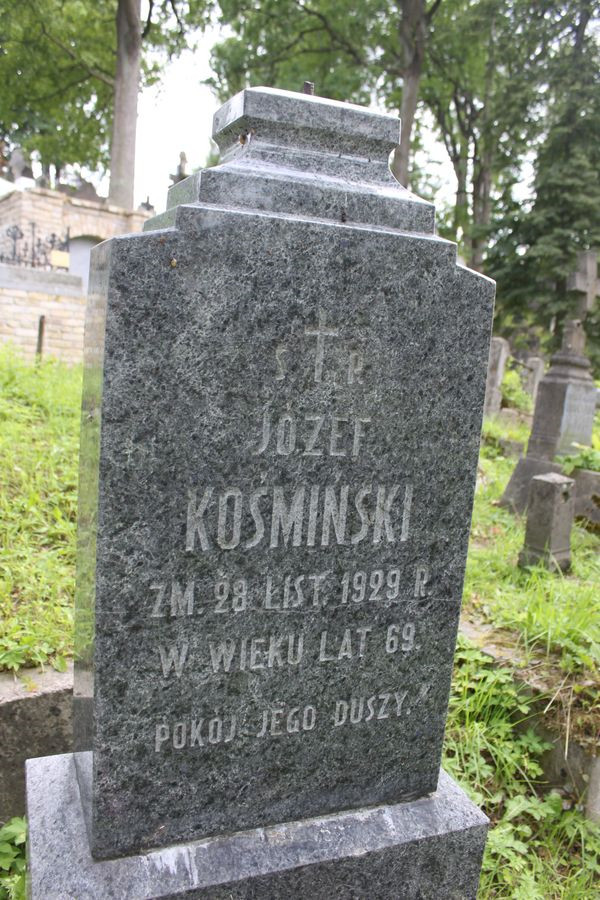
(270, 486), (305, 548)
(170, 580), (194, 617)
(186, 488), (212, 551)
(246, 487), (268, 549)
(351, 486), (372, 545)
(217, 488), (242, 550)
(373, 484), (400, 544)
(321, 485), (349, 546)
(159, 642), (189, 678)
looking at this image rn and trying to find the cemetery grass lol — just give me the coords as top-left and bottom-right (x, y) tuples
(0, 348), (80, 674)
(469, 420), (600, 752)
(445, 638), (600, 899)
(1, 354), (600, 898)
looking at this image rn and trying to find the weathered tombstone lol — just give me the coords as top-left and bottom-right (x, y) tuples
(170, 150), (188, 185)
(567, 249), (600, 319)
(502, 299), (598, 512)
(519, 473), (575, 571)
(484, 336), (510, 417)
(571, 467), (600, 531)
(522, 355), (545, 404)
(528, 320), (597, 459)
(26, 86), (494, 898)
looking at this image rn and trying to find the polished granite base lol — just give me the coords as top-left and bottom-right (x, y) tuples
(27, 753), (487, 899)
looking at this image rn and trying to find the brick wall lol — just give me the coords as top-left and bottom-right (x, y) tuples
(0, 265), (85, 363)
(0, 187), (152, 364)
(0, 186), (150, 243)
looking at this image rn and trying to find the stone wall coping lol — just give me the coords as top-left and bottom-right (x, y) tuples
(0, 263), (82, 296)
(0, 662), (73, 704)
(0, 186), (153, 219)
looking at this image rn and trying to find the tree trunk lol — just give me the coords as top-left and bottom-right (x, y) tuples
(391, 0), (430, 187)
(108, 0), (141, 209)
(469, 149), (493, 271)
(453, 169), (469, 244)
(393, 67), (421, 187)
(453, 146), (469, 244)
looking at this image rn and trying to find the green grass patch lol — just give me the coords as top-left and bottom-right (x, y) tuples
(501, 368), (533, 414)
(446, 638), (600, 898)
(466, 452), (600, 677)
(0, 347), (81, 673)
(560, 443), (600, 474)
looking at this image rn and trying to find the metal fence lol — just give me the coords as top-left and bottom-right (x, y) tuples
(0, 223), (70, 270)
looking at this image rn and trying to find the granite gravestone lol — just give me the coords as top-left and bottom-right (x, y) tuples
(502, 320), (597, 512)
(522, 355), (545, 404)
(502, 251), (599, 512)
(484, 336), (510, 417)
(518, 472), (575, 572)
(26, 87), (493, 898)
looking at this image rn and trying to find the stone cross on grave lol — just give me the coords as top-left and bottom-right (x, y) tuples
(567, 249), (600, 319)
(501, 249), (599, 510)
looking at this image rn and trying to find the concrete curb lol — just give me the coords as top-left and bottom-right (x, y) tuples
(0, 663), (73, 821)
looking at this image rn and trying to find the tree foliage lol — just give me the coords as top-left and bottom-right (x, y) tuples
(0, 0), (211, 174)
(421, 0), (572, 267)
(487, 2), (600, 369)
(208, 1), (442, 185)
(0, 1), (114, 171)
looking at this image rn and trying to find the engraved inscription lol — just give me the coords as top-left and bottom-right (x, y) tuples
(147, 311), (430, 764)
(156, 622), (418, 681)
(185, 482), (413, 552)
(148, 564), (434, 619)
(273, 311), (368, 385)
(154, 685), (417, 752)
(304, 310), (339, 382)
(254, 411), (371, 458)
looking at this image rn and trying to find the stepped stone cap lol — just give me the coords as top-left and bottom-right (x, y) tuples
(213, 86), (401, 160)
(145, 86), (434, 235)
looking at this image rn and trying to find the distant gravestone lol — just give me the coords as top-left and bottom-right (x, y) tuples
(170, 151), (188, 185)
(26, 87), (494, 898)
(8, 147), (25, 181)
(522, 355), (545, 404)
(502, 251), (599, 513)
(519, 473), (575, 572)
(567, 249), (600, 318)
(528, 320), (597, 458)
(484, 336), (510, 416)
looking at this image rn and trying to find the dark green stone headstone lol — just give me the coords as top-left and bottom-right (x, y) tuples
(72, 87), (494, 861)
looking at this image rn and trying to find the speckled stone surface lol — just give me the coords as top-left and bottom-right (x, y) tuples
(65, 87), (494, 862)
(27, 753), (488, 899)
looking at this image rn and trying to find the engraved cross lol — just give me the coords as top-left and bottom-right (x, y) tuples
(567, 249), (600, 319)
(305, 310), (339, 383)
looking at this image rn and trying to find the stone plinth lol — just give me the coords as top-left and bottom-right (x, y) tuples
(527, 321), (596, 459)
(519, 472), (575, 571)
(484, 336), (509, 417)
(0, 665), (73, 819)
(27, 753), (488, 900)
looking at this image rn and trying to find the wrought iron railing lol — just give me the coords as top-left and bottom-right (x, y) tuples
(0, 223), (70, 270)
